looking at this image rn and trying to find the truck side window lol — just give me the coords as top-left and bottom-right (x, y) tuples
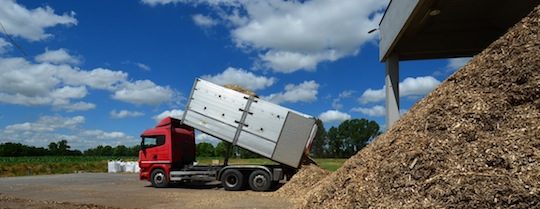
(142, 135), (165, 148)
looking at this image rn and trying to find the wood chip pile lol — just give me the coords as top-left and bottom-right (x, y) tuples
(275, 165), (330, 201)
(223, 84), (256, 96)
(298, 5), (540, 209)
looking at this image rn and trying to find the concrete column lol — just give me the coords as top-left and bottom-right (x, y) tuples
(385, 54), (400, 128)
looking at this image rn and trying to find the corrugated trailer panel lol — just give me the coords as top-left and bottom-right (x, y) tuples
(182, 79), (317, 168)
(182, 80), (247, 143)
(242, 98), (289, 143)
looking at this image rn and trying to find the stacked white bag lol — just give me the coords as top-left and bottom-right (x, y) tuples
(107, 161), (140, 173)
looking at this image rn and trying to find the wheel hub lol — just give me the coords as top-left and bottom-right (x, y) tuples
(253, 175), (267, 188)
(154, 173), (165, 184)
(226, 175), (238, 187)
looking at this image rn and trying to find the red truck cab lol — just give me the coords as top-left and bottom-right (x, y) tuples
(138, 117), (196, 186)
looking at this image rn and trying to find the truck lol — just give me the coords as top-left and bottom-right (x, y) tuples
(138, 79), (318, 191)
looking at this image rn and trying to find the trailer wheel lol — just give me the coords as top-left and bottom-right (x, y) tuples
(221, 169), (244, 191)
(151, 169), (169, 188)
(248, 170), (272, 191)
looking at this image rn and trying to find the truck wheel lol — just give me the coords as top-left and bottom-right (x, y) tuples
(248, 170), (272, 191)
(221, 169), (244, 191)
(151, 169), (169, 188)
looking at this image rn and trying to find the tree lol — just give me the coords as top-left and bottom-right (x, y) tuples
(326, 119), (380, 158)
(114, 145), (129, 156)
(338, 119), (380, 156)
(48, 142), (59, 155)
(100, 145), (114, 156)
(327, 127), (343, 158)
(214, 141), (227, 158)
(129, 145), (141, 156)
(196, 142), (215, 157)
(236, 147), (259, 158)
(310, 119), (327, 157)
(0, 143), (49, 156)
(57, 140), (70, 154)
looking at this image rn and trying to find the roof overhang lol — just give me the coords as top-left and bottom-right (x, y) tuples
(379, 0), (540, 61)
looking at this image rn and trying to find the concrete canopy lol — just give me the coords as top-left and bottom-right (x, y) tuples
(378, 0), (539, 127)
(379, 0), (540, 61)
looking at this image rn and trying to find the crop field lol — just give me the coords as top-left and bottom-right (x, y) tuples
(0, 156), (346, 177)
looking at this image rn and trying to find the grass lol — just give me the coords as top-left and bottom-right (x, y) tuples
(0, 156), (136, 177)
(316, 158), (347, 171)
(0, 156), (346, 177)
(195, 157), (347, 172)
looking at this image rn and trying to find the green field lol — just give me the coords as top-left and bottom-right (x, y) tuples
(0, 156), (346, 177)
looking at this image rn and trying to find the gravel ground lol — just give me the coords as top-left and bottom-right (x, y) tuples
(0, 173), (291, 209)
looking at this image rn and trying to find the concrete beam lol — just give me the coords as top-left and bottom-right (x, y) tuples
(385, 54), (400, 127)
(379, 0), (420, 61)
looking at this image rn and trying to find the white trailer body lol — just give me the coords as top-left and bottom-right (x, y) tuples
(182, 79), (317, 168)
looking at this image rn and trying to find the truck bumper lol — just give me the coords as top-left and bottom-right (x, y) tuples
(139, 168), (150, 181)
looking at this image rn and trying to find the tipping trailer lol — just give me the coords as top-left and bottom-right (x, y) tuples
(138, 79), (318, 191)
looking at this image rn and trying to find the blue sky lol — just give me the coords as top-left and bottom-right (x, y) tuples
(0, 0), (470, 150)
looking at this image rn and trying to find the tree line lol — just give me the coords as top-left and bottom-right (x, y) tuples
(0, 140), (140, 157)
(310, 118), (381, 158)
(0, 118), (380, 158)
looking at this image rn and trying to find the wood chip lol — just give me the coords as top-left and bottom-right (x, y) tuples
(295, 5), (540, 209)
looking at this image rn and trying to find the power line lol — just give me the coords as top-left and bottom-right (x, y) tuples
(0, 21), (29, 58)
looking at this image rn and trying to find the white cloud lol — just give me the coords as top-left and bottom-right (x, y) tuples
(231, 0), (387, 73)
(59, 67), (128, 90)
(400, 76), (441, 96)
(196, 132), (220, 145)
(80, 130), (130, 140)
(35, 48), (81, 65)
(192, 14), (218, 28)
(446, 57), (472, 71)
(0, 38), (12, 54)
(202, 67), (276, 91)
(143, 0), (389, 73)
(4, 115), (85, 133)
(0, 115), (136, 150)
(331, 100), (343, 110)
(135, 62), (151, 71)
(112, 80), (173, 105)
(0, 53), (173, 110)
(351, 105), (385, 117)
(358, 88), (386, 104)
(110, 110), (145, 119)
(140, 0), (184, 6)
(141, 0), (238, 7)
(332, 90), (355, 110)
(57, 101), (96, 112)
(358, 76), (441, 104)
(49, 86), (96, 111)
(153, 109), (184, 122)
(50, 86), (87, 100)
(122, 60), (152, 71)
(0, 0), (77, 41)
(259, 51), (340, 73)
(338, 90), (355, 98)
(0, 57), (97, 111)
(263, 80), (319, 104)
(318, 110), (351, 123)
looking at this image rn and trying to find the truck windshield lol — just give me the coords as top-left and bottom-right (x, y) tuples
(141, 135), (165, 148)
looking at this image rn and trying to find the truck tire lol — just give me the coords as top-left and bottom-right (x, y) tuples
(151, 169), (169, 188)
(221, 169), (244, 191)
(248, 170), (272, 191)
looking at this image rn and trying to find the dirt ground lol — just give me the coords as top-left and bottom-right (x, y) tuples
(0, 173), (292, 209)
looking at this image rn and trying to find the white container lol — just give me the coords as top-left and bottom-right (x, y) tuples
(107, 161), (120, 173)
(182, 79), (318, 168)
